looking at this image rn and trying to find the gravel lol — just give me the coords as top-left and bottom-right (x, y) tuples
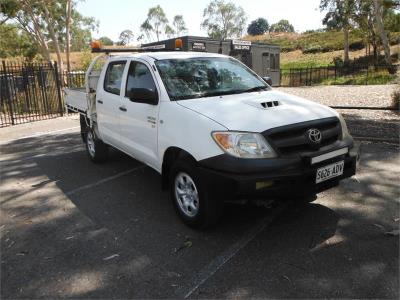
(277, 84), (398, 107)
(277, 85), (399, 142)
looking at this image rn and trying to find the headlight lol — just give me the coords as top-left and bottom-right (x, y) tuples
(212, 131), (276, 159)
(338, 114), (350, 139)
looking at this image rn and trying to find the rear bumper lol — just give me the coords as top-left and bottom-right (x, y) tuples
(197, 141), (359, 201)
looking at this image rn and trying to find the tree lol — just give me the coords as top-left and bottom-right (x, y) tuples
(66, 0), (71, 72)
(201, 0), (247, 40)
(320, 0), (355, 63)
(172, 15), (187, 37)
(140, 19), (153, 41)
(165, 25), (175, 38)
(247, 18), (269, 36)
(1, 0), (98, 72)
(118, 29), (134, 45)
(98, 36), (113, 46)
(69, 11), (98, 51)
(0, 23), (37, 58)
(373, 0), (391, 64)
(269, 19), (295, 33)
(140, 5), (168, 41)
(384, 8), (400, 32)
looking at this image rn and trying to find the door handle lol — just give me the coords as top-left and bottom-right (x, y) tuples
(119, 106), (127, 112)
(97, 100), (103, 104)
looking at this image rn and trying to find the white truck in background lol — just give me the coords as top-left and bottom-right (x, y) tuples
(65, 48), (358, 228)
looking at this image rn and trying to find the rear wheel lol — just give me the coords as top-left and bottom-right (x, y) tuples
(85, 129), (108, 163)
(170, 159), (223, 229)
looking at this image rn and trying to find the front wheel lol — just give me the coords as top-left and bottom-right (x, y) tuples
(170, 159), (223, 229)
(85, 129), (108, 163)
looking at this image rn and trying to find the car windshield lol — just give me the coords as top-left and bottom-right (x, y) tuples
(155, 57), (269, 101)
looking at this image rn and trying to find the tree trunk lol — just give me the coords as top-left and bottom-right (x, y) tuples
(373, 0), (391, 65)
(43, 5), (64, 74)
(343, 26), (350, 64)
(66, 0), (72, 73)
(20, 1), (51, 61)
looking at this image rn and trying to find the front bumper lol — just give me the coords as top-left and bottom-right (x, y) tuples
(197, 140), (359, 201)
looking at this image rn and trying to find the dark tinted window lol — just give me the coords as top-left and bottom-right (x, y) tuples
(104, 61), (126, 95)
(125, 61), (157, 96)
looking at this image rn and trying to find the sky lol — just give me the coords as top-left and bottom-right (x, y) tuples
(76, 0), (325, 42)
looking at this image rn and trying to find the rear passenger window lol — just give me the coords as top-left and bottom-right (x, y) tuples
(104, 61), (126, 95)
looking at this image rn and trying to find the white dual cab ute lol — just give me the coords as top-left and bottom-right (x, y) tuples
(65, 49), (358, 228)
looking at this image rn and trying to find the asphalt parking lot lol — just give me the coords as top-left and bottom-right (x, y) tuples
(1, 116), (399, 299)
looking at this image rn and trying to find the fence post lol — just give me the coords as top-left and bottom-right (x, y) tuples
(335, 65), (336, 83)
(309, 67), (312, 86)
(365, 66), (368, 85)
(2, 61), (15, 125)
(53, 61), (64, 116)
(299, 68), (302, 86)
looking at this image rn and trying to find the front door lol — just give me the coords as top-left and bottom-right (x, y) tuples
(119, 59), (159, 169)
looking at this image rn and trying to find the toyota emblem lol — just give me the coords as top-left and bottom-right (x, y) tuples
(307, 128), (322, 144)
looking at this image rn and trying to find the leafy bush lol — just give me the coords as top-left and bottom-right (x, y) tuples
(389, 32), (400, 45)
(349, 40), (365, 51)
(332, 56), (344, 67)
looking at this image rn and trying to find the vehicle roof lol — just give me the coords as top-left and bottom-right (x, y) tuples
(108, 51), (227, 61)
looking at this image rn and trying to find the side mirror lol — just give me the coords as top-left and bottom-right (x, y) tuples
(127, 88), (158, 105)
(262, 76), (273, 86)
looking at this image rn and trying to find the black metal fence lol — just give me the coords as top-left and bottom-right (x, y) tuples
(62, 70), (85, 88)
(280, 64), (398, 87)
(0, 61), (64, 127)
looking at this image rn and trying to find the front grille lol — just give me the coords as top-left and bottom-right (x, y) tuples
(262, 117), (341, 156)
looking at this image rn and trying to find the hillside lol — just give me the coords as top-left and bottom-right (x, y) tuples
(245, 30), (400, 69)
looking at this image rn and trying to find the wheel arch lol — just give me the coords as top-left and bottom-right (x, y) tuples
(161, 147), (197, 190)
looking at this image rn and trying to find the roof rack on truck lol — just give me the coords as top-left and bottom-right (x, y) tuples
(90, 39), (183, 53)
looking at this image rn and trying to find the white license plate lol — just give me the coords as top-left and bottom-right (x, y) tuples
(316, 161), (344, 183)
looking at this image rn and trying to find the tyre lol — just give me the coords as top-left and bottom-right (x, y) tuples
(85, 129), (108, 163)
(169, 159), (223, 229)
(80, 114), (88, 143)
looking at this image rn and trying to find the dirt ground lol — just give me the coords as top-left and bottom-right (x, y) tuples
(1, 115), (399, 299)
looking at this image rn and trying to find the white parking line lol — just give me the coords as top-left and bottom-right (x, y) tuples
(177, 202), (289, 299)
(0, 126), (80, 144)
(65, 165), (146, 196)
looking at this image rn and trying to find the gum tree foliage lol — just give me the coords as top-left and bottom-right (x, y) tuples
(165, 24), (175, 38)
(247, 18), (269, 36)
(0, 23), (37, 58)
(118, 29), (134, 45)
(201, 0), (247, 40)
(140, 5), (169, 41)
(172, 15), (188, 37)
(0, 0), (98, 70)
(269, 19), (295, 33)
(98, 36), (114, 46)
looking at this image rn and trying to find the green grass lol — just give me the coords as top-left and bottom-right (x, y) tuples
(255, 30), (400, 53)
(321, 73), (397, 85)
(281, 60), (333, 70)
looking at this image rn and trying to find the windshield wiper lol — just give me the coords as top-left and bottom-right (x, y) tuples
(173, 86), (269, 100)
(243, 86), (269, 93)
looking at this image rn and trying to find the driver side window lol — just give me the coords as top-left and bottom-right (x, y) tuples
(125, 61), (157, 98)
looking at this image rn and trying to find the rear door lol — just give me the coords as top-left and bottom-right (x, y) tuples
(96, 60), (127, 145)
(118, 59), (160, 169)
